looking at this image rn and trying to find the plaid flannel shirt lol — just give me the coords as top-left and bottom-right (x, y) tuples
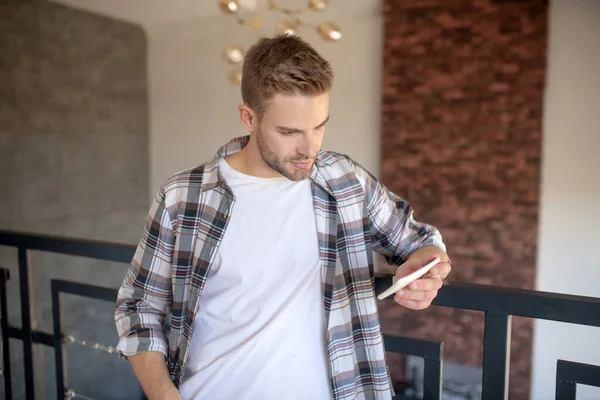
(115, 136), (446, 400)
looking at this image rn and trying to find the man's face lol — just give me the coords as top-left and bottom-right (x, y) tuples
(255, 92), (329, 182)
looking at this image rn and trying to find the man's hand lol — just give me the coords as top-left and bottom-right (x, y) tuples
(393, 253), (451, 310)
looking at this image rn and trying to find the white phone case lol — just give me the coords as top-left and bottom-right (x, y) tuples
(377, 257), (441, 300)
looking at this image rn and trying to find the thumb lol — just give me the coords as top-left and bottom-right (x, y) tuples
(395, 256), (440, 278)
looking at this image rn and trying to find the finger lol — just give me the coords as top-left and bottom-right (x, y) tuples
(407, 277), (443, 291)
(397, 256), (441, 276)
(393, 297), (432, 310)
(426, 262), (451, 279)
(396, 288), (438, 302)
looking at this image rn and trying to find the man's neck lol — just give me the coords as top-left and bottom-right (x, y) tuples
(224, 145), (281, 179)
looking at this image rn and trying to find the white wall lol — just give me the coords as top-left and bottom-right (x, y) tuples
(146, 1), (383, 196)
(531, 1), (600, 399)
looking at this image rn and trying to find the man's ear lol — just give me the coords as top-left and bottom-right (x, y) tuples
(238, 104), (258, 133)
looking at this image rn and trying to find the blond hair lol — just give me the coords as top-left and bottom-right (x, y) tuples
(241, 34), (333, 116)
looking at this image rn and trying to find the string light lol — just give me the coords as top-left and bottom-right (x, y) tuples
(63, 334), (116, 355)
(0, 334), (119, 398)
(65, 389), (98, 400)
(61, 334), (118, 399)
(219, 0), (342, 83)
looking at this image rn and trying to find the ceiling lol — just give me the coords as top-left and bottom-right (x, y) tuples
(47, 0), (379, 29)
(47, 0), (259, 27)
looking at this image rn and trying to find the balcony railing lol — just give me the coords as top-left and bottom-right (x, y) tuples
(0, 230), (599, 400)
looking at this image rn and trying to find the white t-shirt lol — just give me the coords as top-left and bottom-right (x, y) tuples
(179, 158), (332, 400)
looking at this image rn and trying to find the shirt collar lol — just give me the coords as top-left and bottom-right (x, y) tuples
(200, 135), (333, 197)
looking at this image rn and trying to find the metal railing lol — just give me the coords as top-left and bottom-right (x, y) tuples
(1, 229), (599, 400)
(0, 230), (135, 400)
(375, 278), (600, 399)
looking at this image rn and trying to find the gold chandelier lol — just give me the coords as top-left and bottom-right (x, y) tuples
(219, 0), (342, 83)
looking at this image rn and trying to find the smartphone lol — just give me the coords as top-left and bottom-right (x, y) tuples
(377, 257), (441, 300)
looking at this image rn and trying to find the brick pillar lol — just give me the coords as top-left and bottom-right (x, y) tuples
(379, 1), (548, 398)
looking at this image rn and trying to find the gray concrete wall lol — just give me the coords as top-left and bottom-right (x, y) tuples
(0, 1), (148, 398)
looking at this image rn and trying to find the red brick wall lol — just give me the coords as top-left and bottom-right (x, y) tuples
(379, 0), (547, 398)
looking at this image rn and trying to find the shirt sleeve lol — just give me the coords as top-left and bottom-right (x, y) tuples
(351, 159), (446, 267)
(115, 185), (175, 359)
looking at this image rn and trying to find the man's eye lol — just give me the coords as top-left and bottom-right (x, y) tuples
(281, 131), (295, 136)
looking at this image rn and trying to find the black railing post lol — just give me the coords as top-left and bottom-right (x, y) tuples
(555, 378), (577, 399)
(51, 280), (67, 399)
(51, 279), (122, 399)
(423, 348), (443, 400)
(481, 313), (511, 399)
(18, 247), (35, 400)
(556, 359), (600, 400)
(0, 268), (13, 399)
(382, 335), (443, 400)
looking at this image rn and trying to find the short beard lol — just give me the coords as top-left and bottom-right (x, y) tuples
(255, 126), (314, 182)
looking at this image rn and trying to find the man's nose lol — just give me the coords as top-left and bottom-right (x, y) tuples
(299, 134), (317, 158)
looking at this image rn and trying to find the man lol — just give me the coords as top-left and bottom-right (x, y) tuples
(115, 34), (451, 400)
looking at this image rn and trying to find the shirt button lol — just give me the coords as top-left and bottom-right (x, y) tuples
(327, 333), (332, 341)
(333, 370), (339, 377)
